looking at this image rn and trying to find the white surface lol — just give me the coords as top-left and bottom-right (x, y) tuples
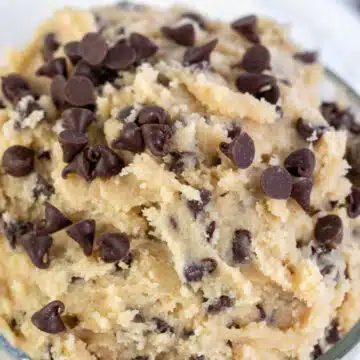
(0, 1), (359, 359)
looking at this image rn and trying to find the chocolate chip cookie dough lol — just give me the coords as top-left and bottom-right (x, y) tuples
(0, 2), (359, 360)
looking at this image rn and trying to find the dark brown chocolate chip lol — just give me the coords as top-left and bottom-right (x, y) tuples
(152, 317), (173, 333)
(187, 189), (211, 219)
(2, 145), (35, 177)
(66, 219), (95, 256)
(256, 303), (266, 321)
(37, 150), (51, 161)
(104, 40), (136, 70)
(162, 23), (195, 47)
(117, 105), (134, 120)
(183, 328), (195, 338)
(326, 319), (341, 344)
(182, 12), (206, 30)
(189, 356), (205, 360)
(296, 118), (328, 142)
(64, 76), (95, 107)
(132, 357), (149, 360)
(62, 145), (124, 182)
(79, 32), (108, 66)
(31, 301), (65, 334)
(241, 45), (270, 73)
(36, 57), (68, 79)
(129, 32), (158, 61)
(33, 175), (55, 199)
(183, 39), (218, 66)
(220, 131), (255, 169)
(320, 102), (354, 130)
(311, 344), (323, 359)
(64, 41), (82, 65)
(184, 262), (205, 282)
(42, 33), (60, 61)
(36, 202), (72, 236)
(294, 51), (318, 64)
(98, 232), (130, 263)
(314, 215), (343, 247)
(346, 187), (360, 218)
(141, 123), (172, 157)
(133, 312), (145, 323)
(62, 107), (95, 133)
(58, 130), (88, 163)
(291, 178), (313, 211)
(169, 151), (197, 174)
(1, 74), (32, 104)
(112, 123), (144, 153)
(201, 258), (217, 274)
(232, 230), (252, 264)
(157, 73), (171, 87)
(50, 75), (67, 107)
(72, 60), (99, 85)
(235, 73), (279, 104)
(284, 148), (315, 178)
(261, 166), (292, 200)
(207, 296), (234, 314)
(231, 15), (260, 44)
(20, 232), (53, 269)
(137, 105), (169, 125)
(1, 219), (33, 249)
(206, 221), (216, 242)
(169, 216), (178, 230)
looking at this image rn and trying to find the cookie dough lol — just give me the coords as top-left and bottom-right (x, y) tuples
(0, 3), (359, 360)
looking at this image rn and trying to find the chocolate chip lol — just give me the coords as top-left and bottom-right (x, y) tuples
(36, 57), (68, 79)
(294, 51), (318, 64)
(314, 215), (343, 247)
(137, 105), (169, 125)
(31, 301), (65, 334)
(1, 219), (33, 249)
(169, 216), (178, 230)
(207, 296), (234, 314)
(231, 15), (260, 44)
(183, 39), (218, 66)
(206, 221), (216, 242)
(232, 230), (252, 264)
(162, 24), (195, 47)
(2, 145), (34, 177)
(326, 319), (341, 344)
(201, 258), (217, 274)
(184, 262), (205, 282)
(33, 175), (55, 199)
(64, 41), (82, 65)
(66, 219), (95, 256)
(187, 189), (211, 218)
(320, 102), (354, 130)
(1, 74), (32, 104)
(284, 148), (315, 178)
(256, 303), (266, 321)
(157, 73), (171, 87)
(58, 130), (88, 163)
(346, 187), (360, 218)
(181, 12), (206, 30)
(220, 131), (255, 169)
(37, 150), (51, 161)
(296, 118), (327, 142)
(51, 75), (67, 107)
(42, 33), (60, 61)
(152, 317), (173, 333)
(117, 105), (134, 121)
(73, 60), (99, 85)
(112, 123), (144, 153)
(64, 76), (95, 107)
(311, 344), (323, 359)
(132, 357), (149, 360)
(183, 328), (195, 338)
(36, 202), (72, 236)
(129, 32), (158, 62)
(169, 151), (197, 174)
(62, 107), (95, 133)
(98, 232), (130, 263)
(20, 232), (53, 269)
(241, 45), (270, 73)
(291, 178), (313, 211)
(261, 166), (292, 199)
(235, 73), (279, 104)
(79, 32), (108, 66)
(104, 40), (136, 70)
(141, 124), (172, 157)
(133, 313), (145, 323)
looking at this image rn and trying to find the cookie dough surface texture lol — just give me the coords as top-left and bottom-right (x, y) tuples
(0, 3), (359, 360)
